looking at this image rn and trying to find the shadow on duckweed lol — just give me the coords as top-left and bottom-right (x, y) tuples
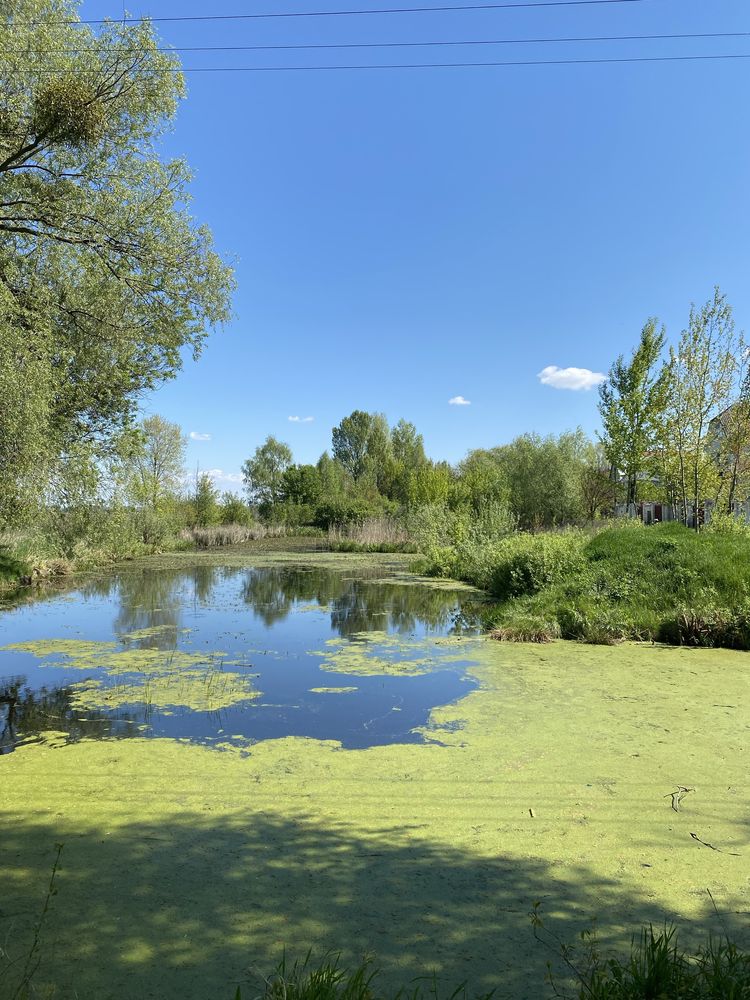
(0, 811), (745, 1000)
(0, 563), (486, 752)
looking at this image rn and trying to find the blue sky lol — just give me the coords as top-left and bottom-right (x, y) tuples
(84, 0), (750, 487)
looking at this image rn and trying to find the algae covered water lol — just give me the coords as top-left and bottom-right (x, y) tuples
(0, 561), (481, 752)
(1, 554), (748, 1000)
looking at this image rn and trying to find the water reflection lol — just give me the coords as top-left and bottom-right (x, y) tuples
(0, 674), (136, 753)
(86, 564), (470, 641)
(0, 563), (482, 751)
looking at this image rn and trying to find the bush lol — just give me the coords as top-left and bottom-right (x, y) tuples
(314, 498), (384, 531)
(704, 509), (750, 537)
(488, 531), (586, 600)
(0, 544), (25, 583)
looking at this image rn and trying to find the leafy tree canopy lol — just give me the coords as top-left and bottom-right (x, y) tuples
(0, 0), (234, 523)
(242, 436), (293, 507)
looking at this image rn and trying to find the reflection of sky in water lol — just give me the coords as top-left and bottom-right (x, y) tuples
(0, 565), (481, 752)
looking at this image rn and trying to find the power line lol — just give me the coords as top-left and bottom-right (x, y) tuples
(11, 31), (750, 54)
(12, 51), (750, 71)
(21, 0), (655, 26)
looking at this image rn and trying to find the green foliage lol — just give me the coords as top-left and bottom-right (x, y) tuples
(453, 450), (509, 512)
(664, 288), (743, 522)
(532, 903), (750, 1000)
(704, 510), (750, 537)
(0, 0), (233, 524)
(193, 473), (221, 528)
(236, 952), (492, 1000)
(220, 492), (253, 527)
(332, 411), (391, 485)
(243, 437), (294, 507)
(486, 531), (587, 600)
(405, 462), (454, 507)
(479, 522), (750, 648)
(282, 465), (323, 506)
(0, 545), (26, 583)
(314, 497), (387, 530)
(598, 319), (669, 506)
(406, 503), (465, 552)
(125, 415), (187, 513)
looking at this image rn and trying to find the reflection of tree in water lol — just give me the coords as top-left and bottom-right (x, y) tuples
(241, 567), (335, 626)
(240, 566), (465, 636)
(0, 676), (136, 754)
(330, 579), (460, 637)
(113, 566), (228, 649)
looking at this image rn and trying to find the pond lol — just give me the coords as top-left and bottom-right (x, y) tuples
(0, 562), (482, 753)
(1, 553), (747, 1000)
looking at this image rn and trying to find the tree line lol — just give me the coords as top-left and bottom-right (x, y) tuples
(599, 286), (749, 522)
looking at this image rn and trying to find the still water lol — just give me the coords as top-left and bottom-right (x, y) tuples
(0, 563), (482, 753)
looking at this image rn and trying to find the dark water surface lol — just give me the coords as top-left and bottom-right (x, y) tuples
(0, 563), (482, 752)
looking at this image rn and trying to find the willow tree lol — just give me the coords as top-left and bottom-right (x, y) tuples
(0, 0), (233, 523)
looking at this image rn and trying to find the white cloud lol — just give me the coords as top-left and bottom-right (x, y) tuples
(206, 469), (243, 486)
(448, 395), (471, 406)
(189, 431), (211, 441)
(537, 366), (606, 391)
(288, 415), (314, 423)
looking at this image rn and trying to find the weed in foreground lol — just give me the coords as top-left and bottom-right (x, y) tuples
(530, 901), (750, 999)
(234, 952), (494, 1000)
(0, 842), (64, 1000)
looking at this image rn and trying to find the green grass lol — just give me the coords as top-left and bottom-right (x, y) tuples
(236, 927), (750, 1000)
(235, 951), (491, 1000)
(420, 521), (750, 649)
(327, 540), (418, 554)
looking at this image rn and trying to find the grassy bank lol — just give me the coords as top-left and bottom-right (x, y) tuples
(0, 524), (327, 590)
(417, 521), (750, 648)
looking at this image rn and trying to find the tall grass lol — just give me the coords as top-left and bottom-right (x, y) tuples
(327, 518), (416, 553)
(182, 523), (291, 549)
(531, 905), (750, 1000)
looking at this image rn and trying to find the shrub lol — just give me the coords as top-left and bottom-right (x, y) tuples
(314, 498), (384, 531)
(704, 509), (750, 537)
(0, 544), (26, 583)
(488, 531), (587, 600)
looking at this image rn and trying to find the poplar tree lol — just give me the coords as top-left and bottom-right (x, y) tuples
(664, 288), (743, 526)
(598, 320), (669, 507)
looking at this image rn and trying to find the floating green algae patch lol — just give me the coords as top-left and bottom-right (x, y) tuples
(311, 631), (476, 677)
(1, 639), (748, 1000)
(308, 686), (358, 694)
(120, 625), (194, 642)
(2, 638), (259, 713)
